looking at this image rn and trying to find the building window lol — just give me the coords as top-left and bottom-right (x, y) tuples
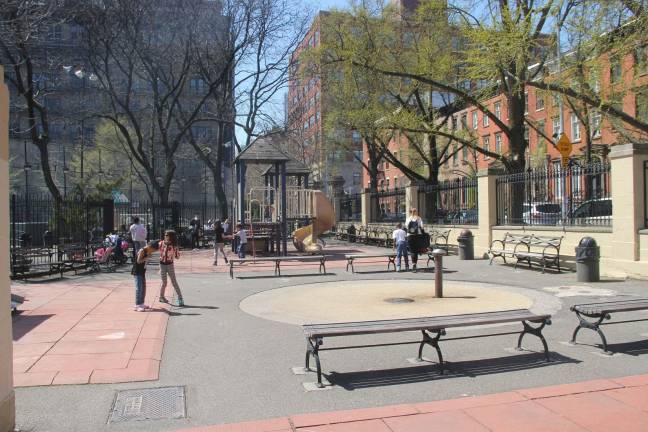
(591, 111), (602, 137)
(552, 117), (561, 138)
(48, 25), (62, 40)
(571, 113), (581, 141)
(524, 126), (529, 142)
(462, 144), (468, 161)
(353, 172), (361, 185)
(190, 78), (206, 94)
(315, 111), (320, 122)
(482, 111), (489, 127)
(637, 87), (648, 122)
(352, 131), (361, 144)
(461, 114), (467, 129)
(452, 116), (457, 130)
(494, 101), (501, 119)
(535, 92), (545, 110)
(309, 115), (315, 128)
(495, 133), (502, 154)
(483, 136), (490, 159)
(610, 56), (622, 83)
(385, 161), (390, 169)
(394, 176), (398, 188)
(472, 111), (478, 129)
(303, 120), (309, 130)
(551, 94), (560, 107)
(536, 120), (545, 143)
(635, 45), (647, 76)
(453, 144), (458, 165)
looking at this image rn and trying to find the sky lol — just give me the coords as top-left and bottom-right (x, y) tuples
(312, 0), (350, 11)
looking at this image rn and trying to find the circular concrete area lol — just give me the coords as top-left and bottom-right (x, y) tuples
(240, 280), (558, 325)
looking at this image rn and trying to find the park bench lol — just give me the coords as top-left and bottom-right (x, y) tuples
(488, 233), (532, 266)
(425, 228), (452, 265)
(60, 245), (99, 274)
(302, 309), (552, 388)
(344, 253), (397, 273)
(229, 255), (327, 278)
(11, 247), (67, 278)
(570, 298), (648, 353)
(513, 235), (563, 273)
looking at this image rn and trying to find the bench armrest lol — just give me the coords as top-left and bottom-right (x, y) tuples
(489, 239), (504, 250)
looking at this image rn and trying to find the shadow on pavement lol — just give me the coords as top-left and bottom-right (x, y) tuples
(327, 352), (579, 390)
(236, 273), (337, 280)
(12, 314), (55, 341)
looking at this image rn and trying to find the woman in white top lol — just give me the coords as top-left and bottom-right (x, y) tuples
(405, 208), (425, 271)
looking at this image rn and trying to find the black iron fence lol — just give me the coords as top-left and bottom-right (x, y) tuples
(10, 194), (225, 250)
(495, 163), (611, 227)
(417, 178), (478, 225)
(369, 188), (406, 223)
(338, 193), (362, 222)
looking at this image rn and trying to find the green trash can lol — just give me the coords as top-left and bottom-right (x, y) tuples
(575, 237), (600, 282)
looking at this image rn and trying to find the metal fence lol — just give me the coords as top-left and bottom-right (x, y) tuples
(10, 194), (225, 250)
(338, 193), (362, 222)
(495, 163), (611, 227)
(369, 188), (406, 223)
(417, 178), (478, 225)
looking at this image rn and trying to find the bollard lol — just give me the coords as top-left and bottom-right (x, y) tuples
(457, 229), (474, 260)
(431, 248), (447, 298)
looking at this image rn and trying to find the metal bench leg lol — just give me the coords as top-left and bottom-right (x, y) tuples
(570, 311), (611, 353)
(229, 262), (234, 279)
(387, 257), (395, 271)
(305, 337), (324, 388)
(417, 329), (445, 373)
(517, 319), (552, 361)
(320, 259), (326, 274)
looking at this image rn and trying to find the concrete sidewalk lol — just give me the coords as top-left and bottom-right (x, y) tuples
(179, 374), (648, 431)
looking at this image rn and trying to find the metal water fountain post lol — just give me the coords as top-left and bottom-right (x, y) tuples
(431, 249), (447, 298)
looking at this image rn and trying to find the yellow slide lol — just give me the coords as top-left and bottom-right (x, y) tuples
(293, 191), (335, 253)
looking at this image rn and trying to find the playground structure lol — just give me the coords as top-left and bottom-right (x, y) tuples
(234, 133), (335, 256)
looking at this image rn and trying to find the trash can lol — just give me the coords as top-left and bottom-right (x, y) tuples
(457, 229), (474, 260)
(347, 224), (357, 243)
(575, 237), (600, 282)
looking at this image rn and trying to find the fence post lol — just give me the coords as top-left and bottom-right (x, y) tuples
(475, 168), (499, 257)
(609, 143), (648, 264)
(361, 190), (371, 226)
(405, 183), (418, 218)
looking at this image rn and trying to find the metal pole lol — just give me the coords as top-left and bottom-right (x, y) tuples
(434, 253), (443, 298)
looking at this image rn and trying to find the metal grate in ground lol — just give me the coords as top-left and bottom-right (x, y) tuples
(108, 386), (186, 423)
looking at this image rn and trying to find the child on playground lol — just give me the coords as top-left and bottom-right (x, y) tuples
(235, 223), (247, 259)
(392, 222), (409, 272)
(158, 230), (184, 307)
(132, 240), (159, 312)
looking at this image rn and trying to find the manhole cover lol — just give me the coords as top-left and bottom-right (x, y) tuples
(109, 386), (186, 423)
(384, 297), (415, 304)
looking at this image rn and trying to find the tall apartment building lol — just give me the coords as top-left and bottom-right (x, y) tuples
(287, 0), (423, 195)
(5, 0), (234, 206)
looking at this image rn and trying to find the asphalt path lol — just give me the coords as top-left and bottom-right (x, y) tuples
(14, 249), (648, 432)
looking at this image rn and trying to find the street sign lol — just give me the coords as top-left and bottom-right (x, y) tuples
(561, 155), (570, 167)
(556, 133), (572, 157)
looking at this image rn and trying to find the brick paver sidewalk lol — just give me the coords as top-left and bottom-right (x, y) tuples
(11, 278), (170, 386)
(177, 374), (648, 431)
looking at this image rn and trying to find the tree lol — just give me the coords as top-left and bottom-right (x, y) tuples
(0, 0), (69, 201)
(82, 0), (239, 208)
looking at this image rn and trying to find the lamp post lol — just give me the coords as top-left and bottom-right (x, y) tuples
(63, 144), (69, 197)
(23, 140), (31, 195)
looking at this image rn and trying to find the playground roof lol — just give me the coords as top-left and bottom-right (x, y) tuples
(261, 158), (310, 176)
(233, 134), (291, 164)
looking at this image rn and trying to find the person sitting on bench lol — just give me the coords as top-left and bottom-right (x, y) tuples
(392, 222), (409, 272)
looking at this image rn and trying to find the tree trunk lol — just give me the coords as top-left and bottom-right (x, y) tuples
(36, 142), (62, 203)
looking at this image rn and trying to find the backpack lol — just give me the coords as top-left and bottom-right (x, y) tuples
(407, 219), (419, 235)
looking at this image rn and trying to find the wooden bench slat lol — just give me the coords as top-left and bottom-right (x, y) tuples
(304, 309), (549, 337)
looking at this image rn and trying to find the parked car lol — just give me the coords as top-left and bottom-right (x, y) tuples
(569, 198), (612, 226)
(445, 209), (478, 225)
(522, 202), (562, 225)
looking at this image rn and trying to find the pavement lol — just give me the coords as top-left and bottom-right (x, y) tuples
(10, 240), (648, 431)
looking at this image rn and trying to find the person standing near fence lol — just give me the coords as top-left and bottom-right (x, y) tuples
(405, 208), (425, 272)
(158, 230), (184, 307)
(132, 240), (159, 312)
(213, 220), (228, 266)
(392, 222), (409, 271)
(129, 217), (147, 262)
(235, 223), (247, 259)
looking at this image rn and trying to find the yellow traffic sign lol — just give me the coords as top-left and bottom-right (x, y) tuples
(556, 133), (572, 157)
(561, 155), (569, 167)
